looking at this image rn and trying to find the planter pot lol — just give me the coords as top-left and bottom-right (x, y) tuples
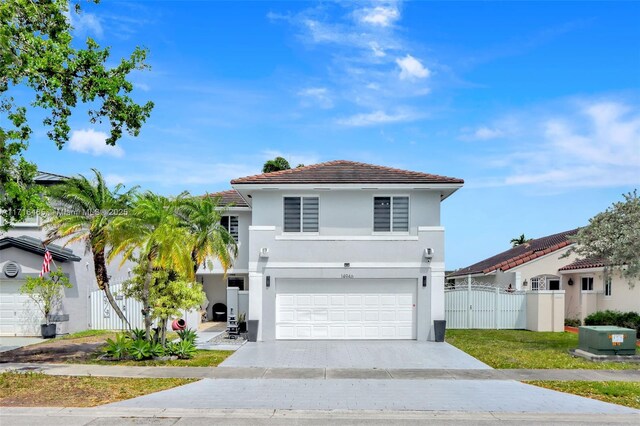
(171, 318), (187, 331)
(434, 320), (446, 342)
(41, 323), (56, 339)
(248, 320), (259, 342)
(239, 322), (247, 333)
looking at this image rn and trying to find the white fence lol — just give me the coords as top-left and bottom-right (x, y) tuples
(445, 283), (527, 329)
(89, 282), (144, 330)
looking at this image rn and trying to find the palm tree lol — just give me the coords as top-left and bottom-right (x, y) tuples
(510, 233), (531, 247)
(108, 191), (193, 339)
(45, 169), (137, 329)
(176, 194), (238, 275)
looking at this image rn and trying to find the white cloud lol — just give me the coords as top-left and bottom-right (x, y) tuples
(460, 126), (505, 141)
(298, 87), (333, 109)
(337, 110), (417, 127)
(68, 10), (104, 37)
(358, 6), (400, 27)
(396, 55), (430, 80)
(369, 41), (386, 57)
(69, 129), (124, 157)
(478, 99), (640, 188)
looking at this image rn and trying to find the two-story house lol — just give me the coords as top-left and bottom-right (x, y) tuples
(198, 161), (464, 341)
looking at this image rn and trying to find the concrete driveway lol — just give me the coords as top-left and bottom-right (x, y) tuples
(0, 337), (43, 353)
(220, 341), (490, 369)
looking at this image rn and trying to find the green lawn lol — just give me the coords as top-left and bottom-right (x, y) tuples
(77, 349), (234, 367)
(0, 372), (193, 407)
(526, 381), (640, 409)
(446, 329), (639, 370)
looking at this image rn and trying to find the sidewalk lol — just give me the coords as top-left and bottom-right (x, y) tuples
(2, 407), (639, 425)
(2, 362), (639, 381)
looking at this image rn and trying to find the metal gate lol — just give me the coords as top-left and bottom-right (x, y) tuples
(89, 282), (144, 330)
(445, 281), (526, 329)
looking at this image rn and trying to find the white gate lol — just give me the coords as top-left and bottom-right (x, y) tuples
(445, 281), (526, 329)
(89, 282), (144, 330)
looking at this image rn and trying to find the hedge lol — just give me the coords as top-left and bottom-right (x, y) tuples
(584, 310), (640, 338)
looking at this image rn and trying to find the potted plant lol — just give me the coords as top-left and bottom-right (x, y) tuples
(20, 269), (72, 338)
(238, 312), (247, 333)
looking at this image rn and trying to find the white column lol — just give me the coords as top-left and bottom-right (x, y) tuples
(248, 272), (263, 341)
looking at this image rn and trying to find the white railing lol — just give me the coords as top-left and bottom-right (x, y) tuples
(89, 281), (144, 330)
(445, 281), (526, 329)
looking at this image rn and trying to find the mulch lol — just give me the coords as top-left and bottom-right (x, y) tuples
(0, 335), (113, 364)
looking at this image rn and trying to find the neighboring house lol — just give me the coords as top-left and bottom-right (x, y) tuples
(559, 258), (640, 322)
(198, 160), (464, 341)
(447, 229), (640, 322)
(0, 172), (129, 336)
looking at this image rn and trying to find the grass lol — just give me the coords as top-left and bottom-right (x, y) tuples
(525, 381), (640, 409)
(0, 372), (194, 407)
(446, 329), (639, 370)
(77, 349), (234, 367)
(58, 329), (113, 340)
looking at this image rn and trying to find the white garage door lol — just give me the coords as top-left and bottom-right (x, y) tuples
(276, 279), (417, 340)
(0, 280), (41, 336)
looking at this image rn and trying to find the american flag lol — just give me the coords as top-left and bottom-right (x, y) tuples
(40, 248), (53, 277)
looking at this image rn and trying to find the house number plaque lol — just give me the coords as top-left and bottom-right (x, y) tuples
(341, 274), (354, 279)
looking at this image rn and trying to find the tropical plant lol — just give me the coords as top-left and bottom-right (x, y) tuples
(103, 333), (131, 360)
(128, 338), (152, 361)
(19, 269), (72, 323)
(177, 328), (198, 344)
(109, 192), (194, 340)
(172, 339), (197, 359)
(0, 0), (153, 229)
(45, 169), (137, 329)
(510, 234), (531, 247)
(130, 328), (146, 341)
(176, 194), (237, 275)
(262, 156), (291, 173)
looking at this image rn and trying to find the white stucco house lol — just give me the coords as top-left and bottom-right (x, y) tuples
(2, 161), (464, 340)
(198, 160), (464, 341)
(447, 229), (640, 323)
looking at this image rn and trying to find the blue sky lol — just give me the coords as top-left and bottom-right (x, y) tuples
(21, 1), (640, 269)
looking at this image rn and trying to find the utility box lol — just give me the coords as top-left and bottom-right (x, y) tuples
(578, 326), (636, 356)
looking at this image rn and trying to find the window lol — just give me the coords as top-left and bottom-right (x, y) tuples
(373, 196), (409, 232)
(284, 197), (318, 232)
(581, 277), (594, 291)
(604, 276), (612, 297)
(221, 216), (239, 241)
(530, 277), (540, 291)
(228, 276), (244, 291)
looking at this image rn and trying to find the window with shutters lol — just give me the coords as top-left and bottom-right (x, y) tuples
(373, 196), (409, 232)
(221, 216), (239, 241)
(283, 196), (319, 232)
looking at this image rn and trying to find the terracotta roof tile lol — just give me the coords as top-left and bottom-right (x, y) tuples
(206, 189), (249, 208)
(450, 229), (579, 277)
(559, 257), (607, 271)
(231, 160), (464, 185)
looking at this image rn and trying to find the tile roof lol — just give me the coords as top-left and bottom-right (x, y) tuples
(448, 228), (580, 277)
(559, 257), (607, 271)
(231, 160), (464, 185)
(207, 189), (249, 208)
(0, 235), (81, 262)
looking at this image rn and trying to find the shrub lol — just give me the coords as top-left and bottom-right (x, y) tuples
(103, 333), (131, 359)
(564, 318), (581, 327)
(173, 339), (197, 359)
(128, 339), (153, 360)
(584, 310), (640, 337)
(177, 328), (197, 344)
(130, 328), (146, 341)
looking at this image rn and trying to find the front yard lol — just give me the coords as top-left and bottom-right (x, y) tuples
(0, 372), (193, 407)
(446, 329), (639, 370)
(525, 381), (640, 409)
(0, 330), (233, 367)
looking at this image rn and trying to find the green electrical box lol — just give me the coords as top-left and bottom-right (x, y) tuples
(578, 326), (637, 356)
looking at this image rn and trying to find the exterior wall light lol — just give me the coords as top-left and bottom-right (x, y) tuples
(266, 276), (270, 288)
